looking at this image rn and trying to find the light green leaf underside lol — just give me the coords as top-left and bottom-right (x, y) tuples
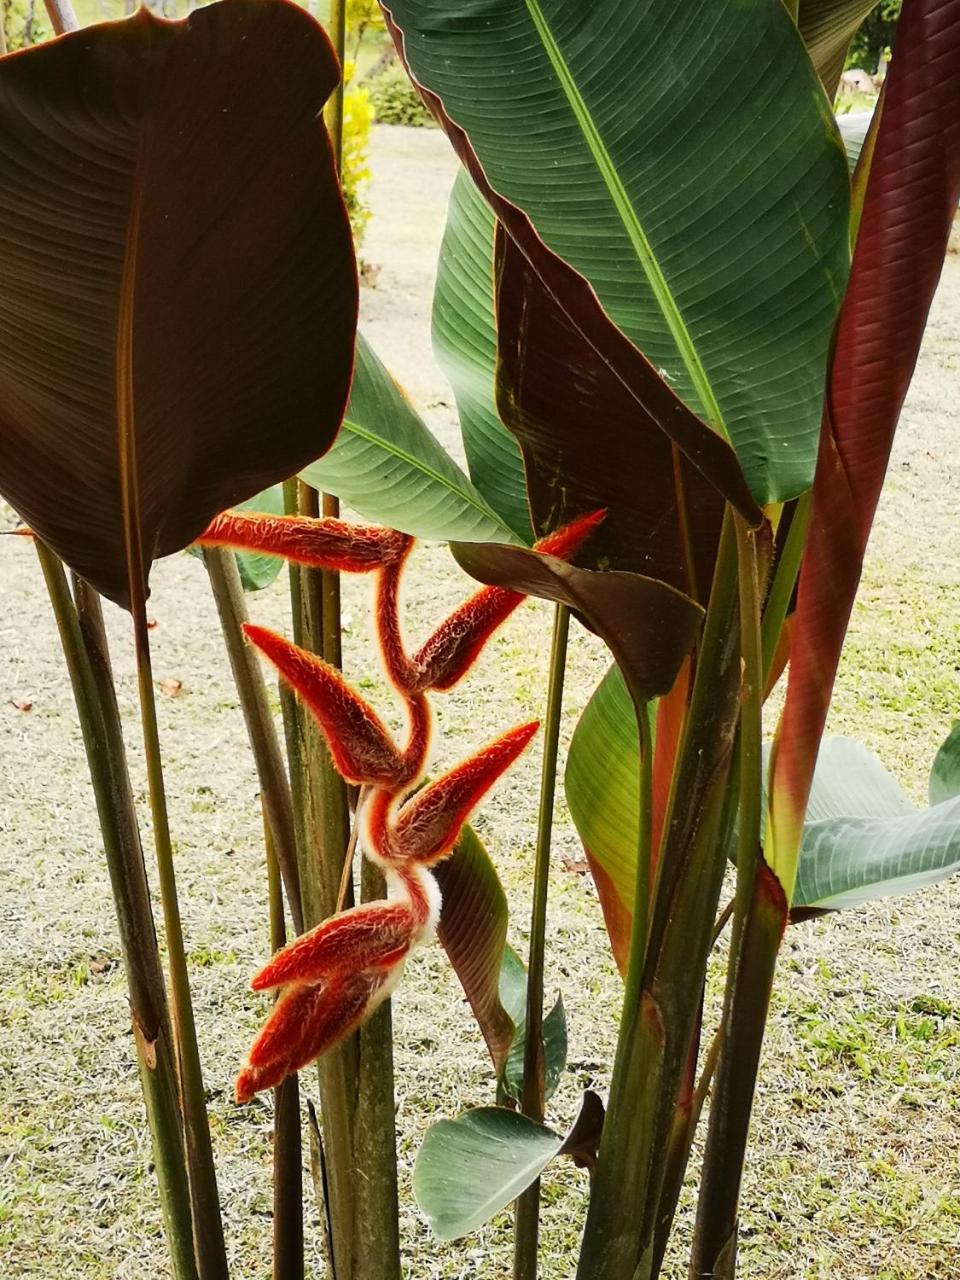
(301, 334), (520, 545)
(388, 0), (851, 502)
(413, 1106), (561, 1240)
(498, 945), (567, 1104)
(929, 722), (960, 806)
(232, 484), (285, 591)
(566, 674), (960, 914)
(837, 111), (873, 173)
(564, 665), (639, 911)
(433, 171), (534, 542)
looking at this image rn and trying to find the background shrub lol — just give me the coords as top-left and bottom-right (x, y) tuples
(368, 61), (436, 128)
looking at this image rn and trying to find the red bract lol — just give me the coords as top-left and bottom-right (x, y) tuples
(243, 623), (408, 787)
(387, 721), (540, 864)
(197, 510), (412, 572)
(409, 509), (606, 692)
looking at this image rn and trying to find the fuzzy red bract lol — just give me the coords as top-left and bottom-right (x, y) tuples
(243, 623), (408, 787)
(251, 900), (420, 990)
(387, 721), (540, 864)
(197, 510), (412, 572)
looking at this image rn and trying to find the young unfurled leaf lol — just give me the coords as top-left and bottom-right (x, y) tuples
(196, 510), (412, 573)
(388, 721), (539, 864)
(243, 623), (407, 787)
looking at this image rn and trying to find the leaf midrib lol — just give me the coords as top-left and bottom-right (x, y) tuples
(522, 0), (729, 439)
(333, 417), (519, 541)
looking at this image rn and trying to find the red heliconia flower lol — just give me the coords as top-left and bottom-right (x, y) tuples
(409, 509), (606, 693)
(385, 721), (540, 864)
(233, 510), (576, 1103)
(197, 510), (412, 572)
(243, 623), (410, 787)
(235, 863), (442, 1103)
(235, 968), (388, 1104)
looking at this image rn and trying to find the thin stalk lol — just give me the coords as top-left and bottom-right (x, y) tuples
(284, 486), (356, 1280)
(131, 601), (228, 1280)
(204, 546), (304, 933)
(513, 604), (570, 1280)
(579, 510), (742, 1280)
(336, 787), (368, 913)
(40, 0), (77, 32)
(0, 7), (7, 57)
(265, 810), (304, 1280)
(37, 548), (197, 1280)
(729, 514), (766, 973)
(351, 860), (402, 1280)
(760, 490), (811, 686)
(688, 516), (776, 1280)
(324, 0), (347, 175)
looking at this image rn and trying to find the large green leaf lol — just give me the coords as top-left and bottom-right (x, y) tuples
(565, 666), (639, 916)
(433, 171), (534, 543)
(414, 1092), (603, 1240)
(231, 485), (286, 592)
(385, 0), (850, 504)
(0, 2), (356, 607)
(791, 738), (960, 910)
(301, 334), (519, 545)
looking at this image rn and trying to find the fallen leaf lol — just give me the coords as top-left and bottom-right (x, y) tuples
(159, 679), (183, 697)
(561, 856), (590, 876)
(147, 617), (158, 630)
(9, 698), (33, 712)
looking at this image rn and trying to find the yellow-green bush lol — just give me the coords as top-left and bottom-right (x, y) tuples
(342, 64), (373, 245)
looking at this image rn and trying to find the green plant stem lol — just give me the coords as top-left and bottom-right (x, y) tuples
(41, 0), (77, 33)
(37, 547), (198, 1280)
(265, 811), (305, 1280)
(760, 490), (811, 686)
(578, 510), (742, 1280)
(284, 486), (356, 1280)
(688, 515), (778, 1280)
(204, 546), (304, 933)
(351, 860), (402, 1280)
(513, 603), (570, 1280)
(131, 599), (228, 1280)
(325, 0), (347, 174)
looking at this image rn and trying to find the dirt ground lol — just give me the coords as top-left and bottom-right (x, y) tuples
(1, 125), (959, 1279)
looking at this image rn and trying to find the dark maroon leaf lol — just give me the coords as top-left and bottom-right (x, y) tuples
(771, 0), (960, 863)
(0, 1), (357, 607)
(450, 542), (703, 703)
(495, 229), (725, 603)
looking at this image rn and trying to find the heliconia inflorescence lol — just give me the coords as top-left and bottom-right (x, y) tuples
(194, 505), (603, 1101)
